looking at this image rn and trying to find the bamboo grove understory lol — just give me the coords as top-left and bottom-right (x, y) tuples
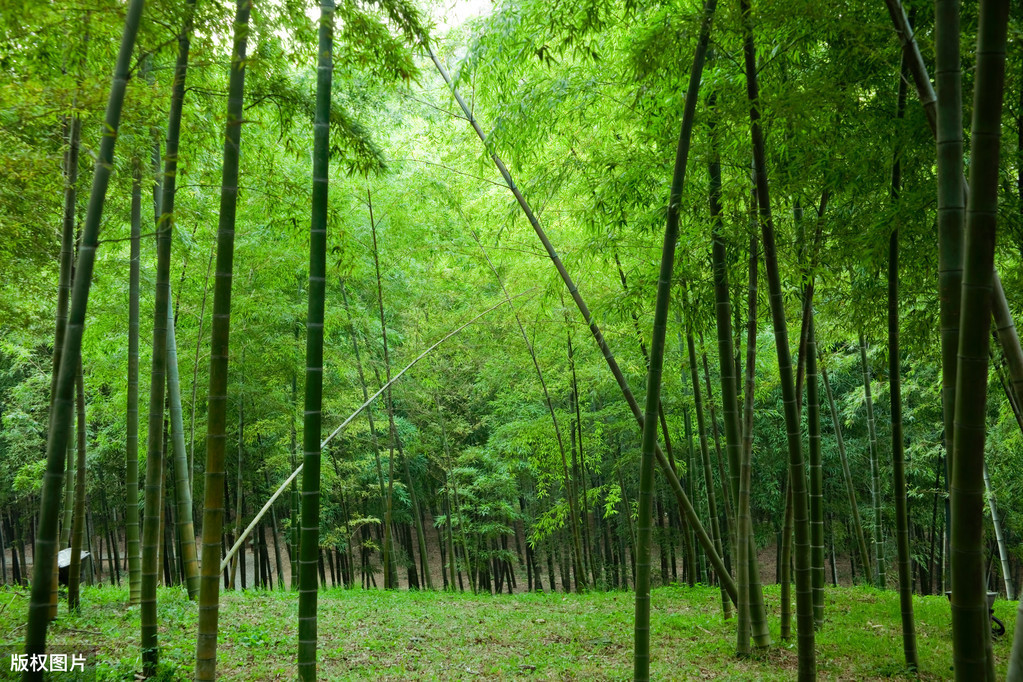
(2, 0), (1023, 679)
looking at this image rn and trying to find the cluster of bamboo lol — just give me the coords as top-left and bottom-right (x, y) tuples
(16, 0), (1023, 680)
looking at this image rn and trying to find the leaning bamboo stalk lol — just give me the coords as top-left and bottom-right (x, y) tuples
(223, 293), (528, 570)
(24, 0), (145, 668)
(685, 331), (729, 620)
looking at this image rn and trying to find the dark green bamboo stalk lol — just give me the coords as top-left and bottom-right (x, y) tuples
(685, 331), (729, 619)
(68, 366), (87, 612)
(950, 1), (1009, 678)
(934, 0), (964, 484)
(700, 342), (735, 552)
(298, 0), (332, 674)
(23, 0), (144, 669)
(740, 0), (814, 675)
(859, 335), (884, 588)
(167, 301), (199, 598)
(737, 233), (759, 655)
(127, 159), (142, 606)
(154, 0), (198, 605)
(708, 98), (770, 651)
(633, 4), (715, 677)
(51, 113), (81, 619)
(820, 363), (871, 579)
(194, 1), (251, 678)
(889, 52), (918, 669)
(806, 314), (824, 629)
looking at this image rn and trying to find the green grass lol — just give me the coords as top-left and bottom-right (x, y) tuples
(0, 583), (1014, 679)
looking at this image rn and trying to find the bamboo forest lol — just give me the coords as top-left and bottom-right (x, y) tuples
(5, 0), (1023, 678)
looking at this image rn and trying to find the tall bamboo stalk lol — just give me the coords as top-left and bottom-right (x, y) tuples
(167, 301), (200, 598)
(367, 193), (400, 591)
(154, 0), (198, 604)
(738, 233), (760, 655)
(632, 3), (715, 677)
(23, 0), (145, 669)
(297, 1), (332, 677)
(888, 51), (918, 669)
(740, 0), (814, 675)
(806, 314), (824, 629)
(194, 1), (252, 678)
(950, 1), (1009, 678)
(126, 159), (142, 606)
(50, 113), (81, 620)
(934, 0), (964, 489)
(983, 464), (1013, 599)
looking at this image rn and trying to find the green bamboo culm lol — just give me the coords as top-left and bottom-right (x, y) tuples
(141, 3), (199, 669)
(806, 314), (824, 629)
(167, 300), (200, 598)
(708, 92), (770, 652)
(739, 0), (814, 676)
(194, 1), (252, 678)
(633, 2), (714, 679)
(950, 1), (1009, 679)
(127, 159), (143, 606)
(67, 367), (87, 612)
(888, 50), (918, 671)
(858, 334), (884, 588)
(737, 233), (760, 655)
(162, 0), (198, 601)
(297, 0), (333, 676)
(22, 0), (145, 673)
(934, 0), (964, 484)
(50, 113), (81, 620)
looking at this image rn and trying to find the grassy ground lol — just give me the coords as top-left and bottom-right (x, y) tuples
(0, 583), (1015, 680)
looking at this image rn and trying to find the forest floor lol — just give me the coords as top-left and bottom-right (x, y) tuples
(0, 583), (1015, 680)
